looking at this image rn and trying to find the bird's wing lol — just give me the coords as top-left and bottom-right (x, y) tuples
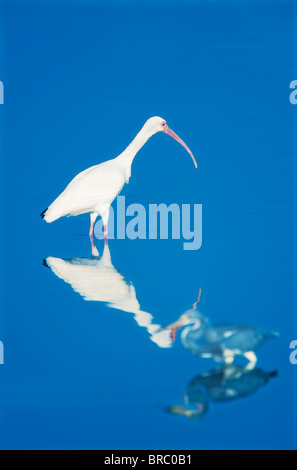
(45, 160), (125, 220)
(222, 327), (266, 352)
(203, 325), (239, 344)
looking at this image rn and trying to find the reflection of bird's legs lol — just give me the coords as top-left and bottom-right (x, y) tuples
(244, 351), (257, 370)
(192, 288), (202, 309)
(89, 235), (100, 257)
(89, 212), (98, 237)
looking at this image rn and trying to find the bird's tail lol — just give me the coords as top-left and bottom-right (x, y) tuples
(40, 208), (48, 219)
(42, 258), (50, 268)
(40, 203), (64, 223)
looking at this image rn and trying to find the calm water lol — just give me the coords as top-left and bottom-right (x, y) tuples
(0, 0), (296, 450)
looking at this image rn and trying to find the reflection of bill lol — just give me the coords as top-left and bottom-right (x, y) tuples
(43, 237), (172, 348)
(167, 364), (278, 420)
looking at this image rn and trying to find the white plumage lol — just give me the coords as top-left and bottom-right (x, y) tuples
(42, 160), (127, 229)
(41, 116), (197, 236)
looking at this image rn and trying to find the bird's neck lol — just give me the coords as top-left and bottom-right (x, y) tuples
(189, 318), (206, 334)
(192, 321), (203, 332)
(118, 125), (154, 166)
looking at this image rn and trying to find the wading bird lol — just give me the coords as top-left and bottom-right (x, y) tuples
(41, 116), (197, 237)
(161, 292), (279, 366)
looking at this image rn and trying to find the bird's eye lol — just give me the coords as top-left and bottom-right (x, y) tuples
(162, 122), (166, 127)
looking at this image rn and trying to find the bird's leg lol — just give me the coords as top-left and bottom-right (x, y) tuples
(102, 214), (109, 241)
(89, 213), (98, 237)
(104, 225), (109, 245)
(223, 355), (234, 365)
(101, 208), (110, 243)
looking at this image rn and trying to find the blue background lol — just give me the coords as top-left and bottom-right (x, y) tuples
(0, 0), (296, 449)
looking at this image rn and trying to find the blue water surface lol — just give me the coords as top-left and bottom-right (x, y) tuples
(0, 0), (296, 450)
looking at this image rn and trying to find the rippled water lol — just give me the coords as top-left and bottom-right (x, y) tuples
(0, 1), (296, 449)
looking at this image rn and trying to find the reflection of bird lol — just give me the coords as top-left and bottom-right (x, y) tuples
(168, 364), (278, 419)
(162, 292), (279, 365)
(43, 237), (173, 348)
(41, 116), (197, 237)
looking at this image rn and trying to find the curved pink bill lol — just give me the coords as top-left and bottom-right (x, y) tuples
(163, 124), (197, 168)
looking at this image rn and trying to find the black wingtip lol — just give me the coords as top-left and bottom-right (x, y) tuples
(42, 258), (49, 268)
(40, 208), (48, 219)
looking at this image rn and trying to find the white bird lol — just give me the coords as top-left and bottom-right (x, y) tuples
(41, 116), (197, 237)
